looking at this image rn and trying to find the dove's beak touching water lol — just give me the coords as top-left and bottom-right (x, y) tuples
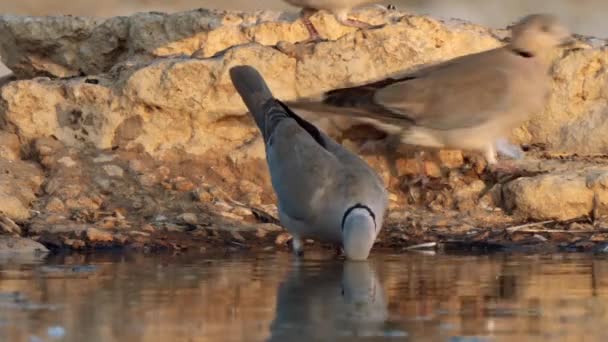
(342, 208), (377, 261)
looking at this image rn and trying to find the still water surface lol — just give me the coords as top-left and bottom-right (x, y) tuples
(1, 251), (608, 341)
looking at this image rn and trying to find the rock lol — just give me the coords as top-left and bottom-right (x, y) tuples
(34, 137), (63, 157)
(177, 213), (198, 225)
(44, 197), (66, 213)
(454, 179), (486, 211)
(586, 171), (608, 217)
(85, 227), (114, 242)
(0, 215), (21, 235)
(275, 232), (292, 246)
(0, 237), (48, 254)
(438, 150), (464, 169)
(503, 172), (595, 220)
(57, 156), (77, 168)
(1, 10), (605, 158)
(0, 158), (44, 221)
(0, 132), (20, 160)
(93, 154), (116, 163)
(102, 164), (124, 178)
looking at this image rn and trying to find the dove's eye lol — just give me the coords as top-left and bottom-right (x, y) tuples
(540, 25), (551, 33)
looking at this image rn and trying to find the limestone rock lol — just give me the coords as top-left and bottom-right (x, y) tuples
(0, 9), (605, 159)
(0, 158), (44, 221)
(502, 171), (608, 221)
(0, 236), (48, 254)
(0, 132), (20, 160)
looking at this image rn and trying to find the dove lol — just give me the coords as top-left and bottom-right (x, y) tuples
(230, 65), (388, 260)
(284, 0), (385, 40)
(287, 14), (572, 172)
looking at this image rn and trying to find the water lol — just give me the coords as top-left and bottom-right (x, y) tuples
(2, 252), (608, 341)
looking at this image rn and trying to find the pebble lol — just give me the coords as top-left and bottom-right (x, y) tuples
(230, 231), (246, 242)
(93, 154), (116, 163)
(275, 232), (292, 246)
(220, 211), (243, 221)
(85, 228), (114, 242)
(57, 156), (77, 168)
(177, 213), (198, 225)
(103, 165), (124, 178)
(231, 207), (252, 217)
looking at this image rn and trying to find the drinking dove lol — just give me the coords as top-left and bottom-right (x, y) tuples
(230, 65), (388, 260)
(284, 0), (386, 40)
(288, 14), (572, 172)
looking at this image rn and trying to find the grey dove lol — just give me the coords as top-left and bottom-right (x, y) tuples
(284, 0), (385, 40)
(230, 65), (388, 260)
(287, 14), (572, 171)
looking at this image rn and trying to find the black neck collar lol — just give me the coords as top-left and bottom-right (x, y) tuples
(341, 203), (376, 232)
(511, 48), (535, 58)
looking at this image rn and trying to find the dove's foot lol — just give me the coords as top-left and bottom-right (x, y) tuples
(291, 236), (304, 257)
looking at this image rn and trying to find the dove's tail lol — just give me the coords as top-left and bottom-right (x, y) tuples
(230, 65), (326, 147)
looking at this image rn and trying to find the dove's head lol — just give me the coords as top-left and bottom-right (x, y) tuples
(342, 206), (377, 261)
(510, 14), (572, 56)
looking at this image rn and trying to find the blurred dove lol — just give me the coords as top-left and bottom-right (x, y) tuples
(230, 65), (388, 260)
(287, 14), (572, 172)
(284, 0), (387, 40)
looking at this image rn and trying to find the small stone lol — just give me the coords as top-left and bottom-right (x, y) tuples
(214, 201), (233, 212)
(395, 158), (420, 176)
(93, 154), (116, 163)
(255, 228), (268, 238)
(164, 224), (183, 232)
(0, 216), (21, 235)
(0, 132), (20, 160)
(232, 207), (252, 217)
(275, 232), (292, 246)
(141, 224), (156, 232)
(220, 211), (244, 221)
(174, 179), (196, 192)
(230, 231), (246, 242)
(154, 215), (167, 222)
(438, 150), (464, 169)
(57, 156), (77, 168)
(102, 165), (124, 178)
(128, 159), (146, 173)
(63, 238), (85, 249)
(178, 213), (198, 225)
(34, 137), (63, 157)
(454, 179), (486, 211)
(139, 173), (158, 186)
(195, 188), (214, 203)
(424, 161), (442, 178)
(45, 197), (66, 213)
(85, 227), (114, 242)
(157, 166), (171, 180)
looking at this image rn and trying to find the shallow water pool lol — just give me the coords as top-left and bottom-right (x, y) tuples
(1, 251), (607, 341)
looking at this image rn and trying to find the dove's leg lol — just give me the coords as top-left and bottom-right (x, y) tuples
(292, 235), (304, 257)
(485, 144), (520, 174)
(300, 8), (323, 41)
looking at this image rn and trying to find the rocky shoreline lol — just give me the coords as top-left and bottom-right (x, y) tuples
(0, 8), (607, 255)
